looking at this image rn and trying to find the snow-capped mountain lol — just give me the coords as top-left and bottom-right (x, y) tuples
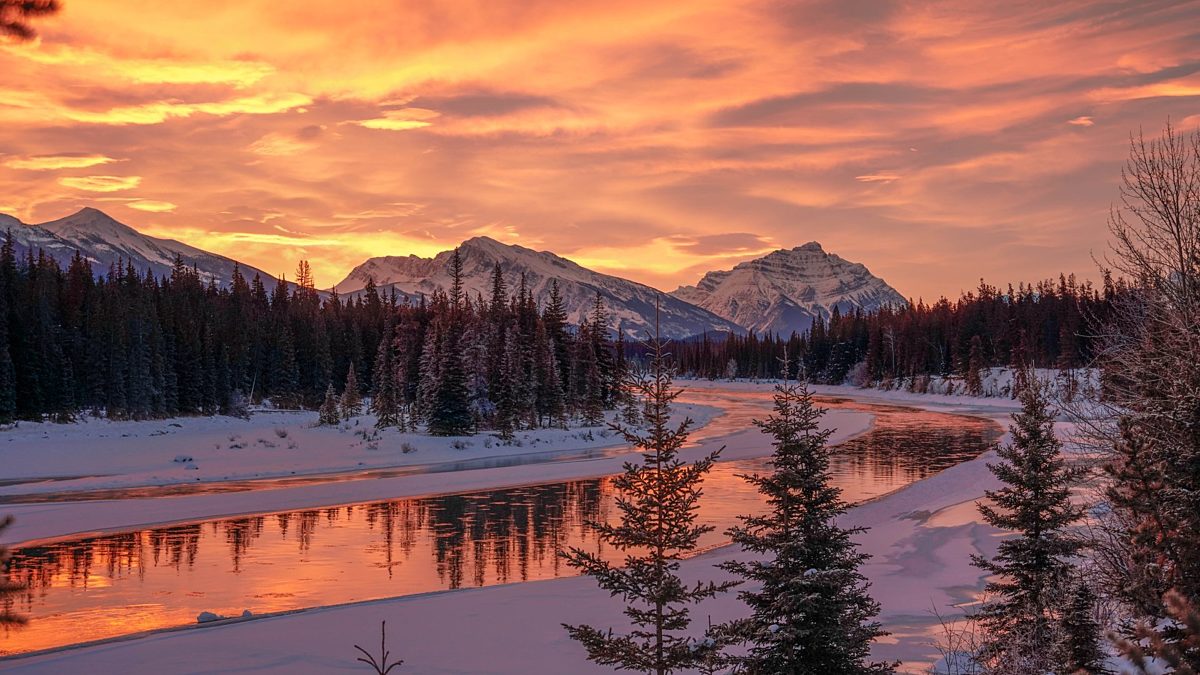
(335, 236), (745, 338)
(1, 208), (278, 285)
(671, 242), (907, 336)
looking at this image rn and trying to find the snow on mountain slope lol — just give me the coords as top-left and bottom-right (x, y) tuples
(335, 236), (745, 338)
(671, 242), (907, 336)
(5, 208), (279, 285)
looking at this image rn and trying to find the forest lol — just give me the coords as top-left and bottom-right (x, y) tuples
(0, 243), (627, 433)
(674, 273), (1113, 390)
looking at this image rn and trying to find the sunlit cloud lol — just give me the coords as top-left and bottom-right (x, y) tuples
(127, 200), (177, 213)
(353, 108), (439, 132)
(2, 43), (273, 87)
(2, 0), (1199, 299)
(856, 173), (901, 183)
(57, 175), (142, 192)
(4, 154), (118, 170)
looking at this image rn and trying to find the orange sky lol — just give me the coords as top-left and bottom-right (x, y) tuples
(1, 0), (1198, 300)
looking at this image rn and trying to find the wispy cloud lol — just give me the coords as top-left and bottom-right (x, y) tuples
(4, 154), (119, 170)
(57, 175), (142, 192)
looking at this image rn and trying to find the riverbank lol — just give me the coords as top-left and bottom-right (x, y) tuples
(0, 383), (1026, 673)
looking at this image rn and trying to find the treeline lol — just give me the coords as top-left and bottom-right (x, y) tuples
(0, 238), (626, 432)
(675, 274), (1113, 390)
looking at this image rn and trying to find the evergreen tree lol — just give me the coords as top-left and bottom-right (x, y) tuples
(341, 363), (362, 418)
(372, 315), (402, 429)
(971, 377), (1085, 672)
(1058, 580), (1108, 674)
(561, 312), (734, 674)
(965, 334), (985, 396)
(721, 370), (893, 675)
(318, 383), (341, 426)
(427, 319), (473, 436)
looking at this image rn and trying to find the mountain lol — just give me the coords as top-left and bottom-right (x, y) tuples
(671, 242), (906, 336)
(335, 236), (745, 338)
(1, 207), (279, 285)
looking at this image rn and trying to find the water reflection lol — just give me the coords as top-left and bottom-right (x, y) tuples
(1, 394), (1000, 656)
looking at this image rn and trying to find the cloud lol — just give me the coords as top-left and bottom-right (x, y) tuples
(354, 108), (438, 131)
(856, 173), (901, 182)
(127, 200), (177, 212)
(57, 175), (142, 192)
(1067, 116), (1094, 126)
(4, 154), (118, 170)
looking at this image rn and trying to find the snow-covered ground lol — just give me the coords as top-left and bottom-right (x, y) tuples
(0, 407), (719, 499)
(846, 366), (1099, 401)
(0, 383), (1031, 674)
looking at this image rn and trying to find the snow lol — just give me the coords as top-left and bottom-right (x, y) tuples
(0, 403), (728, 545)
(0, 383), (1028, 674)
(853, 366), (1100, 401)
(671, 242), (907, 335)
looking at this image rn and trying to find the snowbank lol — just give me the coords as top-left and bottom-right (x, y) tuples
(0, 405), (716, 499)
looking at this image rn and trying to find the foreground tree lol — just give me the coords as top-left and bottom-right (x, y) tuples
(971, 378), (1085, 673)
(1084, 122), (1200, 630)
(721, 368), (893, 675)
(561, 312), (734, 674)
(0, 515), (25, 626)
(0, 0), (58, 40)
(1112, 590), (1200, 675)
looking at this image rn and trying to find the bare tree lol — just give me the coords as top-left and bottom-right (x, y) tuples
(1072, 121), (1200, 659)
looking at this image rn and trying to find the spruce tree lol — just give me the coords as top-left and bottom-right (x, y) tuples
(318, 383), (341, 425)
(372, 316), (401, 429)
(721, 371), (893, 675)
(971, 377), (1085, 672)
(341, 363), (362, 418)
(427, 319), (473, 436)
(1058, 580), (1108, 674)
(0, 515), (25, 626)
(561, 311), (734, 674)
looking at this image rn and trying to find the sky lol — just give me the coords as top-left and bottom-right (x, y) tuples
(1, 0), (1198, 301)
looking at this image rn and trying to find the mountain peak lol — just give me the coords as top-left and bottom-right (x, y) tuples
(793, 241), (824, 253)
(671, 242), (905, 335)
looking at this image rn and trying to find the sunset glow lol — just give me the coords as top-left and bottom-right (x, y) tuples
(2, 1), (1199, 297)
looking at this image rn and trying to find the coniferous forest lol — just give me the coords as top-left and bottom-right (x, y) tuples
(0, 243), (626, 432)
(674, 274), (1112, 386)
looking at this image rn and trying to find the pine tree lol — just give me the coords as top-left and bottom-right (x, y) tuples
(721, 369), (893, 675)
(341, 363), (362, 418)
(1058, 580), (1108, 674)
(318, 383), (341, 425)
(427, 319), (473, 436)
(561, 310), (734, 674)
(0, 292), (15, 425)
(971, 377), (1085, 672)
(372, 316), (401, 429)
(0, 515), (25, 626)
(965, 334), (985, 396)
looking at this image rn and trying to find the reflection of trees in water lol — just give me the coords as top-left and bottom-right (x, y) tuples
(5, 477), (610, 602)
(417, 479), (607, 589)
(832, 413), (999, 489)
(2, 408), (997, 631)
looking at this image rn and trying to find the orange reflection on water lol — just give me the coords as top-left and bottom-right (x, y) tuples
(0, 394), (999, 656)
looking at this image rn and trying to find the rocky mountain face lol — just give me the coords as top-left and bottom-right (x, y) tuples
(671, 242), (906, 336)
(335, 236), (745, 338)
